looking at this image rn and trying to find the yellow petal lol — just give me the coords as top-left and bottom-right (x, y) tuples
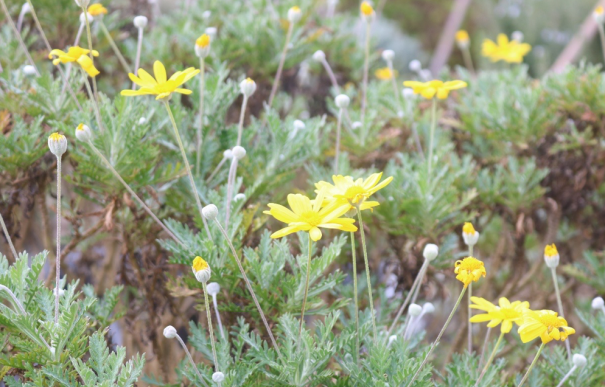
(287, 194), (311, 215)
(267, 204), (298, 223)
(153, 61), (167, 83)
(271, 225), (300, 239)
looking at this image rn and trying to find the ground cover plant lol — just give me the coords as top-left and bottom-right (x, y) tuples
(3, 0), (605, 386)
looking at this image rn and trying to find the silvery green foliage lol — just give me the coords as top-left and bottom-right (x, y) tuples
(0, 252), (143, 385)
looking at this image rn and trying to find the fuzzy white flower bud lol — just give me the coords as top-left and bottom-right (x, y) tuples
(23, 65), (37, 76)
(240, 78), (256, 98)
(423, 243), (438, 261)
(75, 123), (92, 142)
(80, 12), (93, 24)
(74, 0), (90, 8)
(48, 133), (68, 157)
(223, 149), (233, 159)
(312, 50), (326, 62)
(572, 353), (587, 367)
(21, 3), (31, 14)
(409, 59), (422, 72)
(207, 282), (220, 296)
(287, 6), (302, 24)
(202, 204), (218, 220)
(205, 27), (217, 38)
(138, 117), (147, 125)
(352, 121), (362, 129)
(388, 335), (397, 345)
(232, 146), (246, 160)
(409, 303), (422, 316)
(293, 119), (305, 131)
(163, 325), (177, 339)
(511, 31), (524, 43)
(592, 296), (604, 310)
(382, 49), (395, 62)
(212, 372), (225, 382)
(402, 88), (415, 99)
(335, 94), (350, 109)
(422, 302), (435, 314)
(133, 15), (148, 29)
(234, 193), (246, 202)
(202, 10), (211, 19)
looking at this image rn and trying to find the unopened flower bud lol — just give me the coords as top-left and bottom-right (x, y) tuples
(21, 3), (31, 14)
(423, 243), (438, 261)
(511, 31), (524, 43)
(75, 123), (92, 142)
(360, 1), (374, 20)
(293, 120), (305, 131)
(212, 372), (225, 382)
(240, 78), (256, 97)
(409, 59), (422, 72)
(352, 121), (362, 129)
(544, 244), (560, 268)
(455, 30), (470, 49)
(80, 12), (93, 24)
(388, 335), (397, 345)
(223, 149), (233, 159)
(202, 10), (211, 19)
(234, 193), (246, 202)
(195, 34), (211, 58)
(74, 0), (90, 8)
(335, 94), (350, 109)
(422, 302), (435, 314)
(409, 303), (422, 316)
(133, 15), (148, 29)
(207, 282), (220, 296)
(592, 296), (604, 310)
(572, 354), (587, 367)
(205, 27), (217, 38)
(202, 204), (218, 220)
(23, 65), (37, 76)
(402, 88), (415, 99)
(138, 117), (147, 125)
(48, 133), (68, 156)
(594, 6), (604, 23)
(232, 146), (246, 160)
(192, 256), (212, 283)
(462, 222), (480, 246)
(312, 50), (326, 62)
(287, 6), (302, 24)
(163, 325), (177, 339)
(382, 49), (395, 62)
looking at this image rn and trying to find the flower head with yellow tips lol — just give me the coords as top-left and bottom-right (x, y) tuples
(87, 3), (107, 17)
(454, 256), (486, 287)
(470, 297), (529, 333)
(375, 67), (396, 80)
(462, 222), (480, 246)
(544, 243), (560, 268)
(518, 309), (575, 344)
(192, 256), (211, 283)
(360, 1), (374, 17)
(195, 34), (211, 58)
(48, 46), (100, 77)
(315, 173), (393, 212)
(482, 34), (531, 63)
(121, 61), (200, 100)
(264, 192), (357, 241)
(403, 80), (467, 100)
(595, 6), (604, 23)
(455, 30), (470, 48)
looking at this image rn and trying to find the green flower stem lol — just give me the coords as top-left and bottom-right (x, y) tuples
(132, 26), (144, 89)
(360, 19), (371, 124)
(0, 213), (18, 261)
(517, 342), (546, 387)
(236, 94), (249, 147)
(550, 267), (572, 360)
(462, 46), (475, 73)
(407, 285), (467, 387)
(163, 101), (213, 242)
(267, 23), (293, 108)
(334, 107), (344, 174)
(80, 5), (99, 103)
(298, 236), (313, 347)
(474, 331), (504, 386)
(0, 0), (38, 75)
(86, 140), (187, 249)
(386, 258), (428, 338)
(350, 232), (360, 364)
(175, 333), (209, 387)
(478, 327), (492, 368)
(196, 57), (206, 176)
(356, 207), (377, 342)
(468, 244), (474, 353)
(202, 282), (220, 384)
(99, 21), (130, 74)
(212, 219), (284, 362)
(400, 258), (430, 338)
(54, 155), (63, 325)
(427, 98), (437, 176)
(206, 155), (227, 183)
(80, 70), (104, 132)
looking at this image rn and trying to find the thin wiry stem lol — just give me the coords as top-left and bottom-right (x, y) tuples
(478, 327), (492, 368)
(267, 23), (293, 108)
(224, 158), (238, 231)
(0, 0), (39, 75)
(407, 285), (467, 387)
(399, 259), (429, 338)
(356, 208), (377, 342)
(202, 282), (220, 385)
(297, 236), (313, 347)
(462, 46), (475, 73)
(474, 331), (504, 386)
(320, 58), (340, 93)
(211, 293), (225, 339)
(54, 155), (63, 325)
(132, 27), (144, 89)
(236, 95), (249, 147)
(551, 267), (572, 360)
(86, 140), (187, 249)
(99, 21), (130, 74)
(175, 334), (209, 387)
(206, 156), (227, 183)
(386, 258), (428, 338)
(517, 343), (545, 387)
(80, 5), (98, 103)
(213, 219), (284, 362)
(555, 365), (578, 387)
(468, 244), (473, 353)
(427, 98), (437, 176)
(386, 60), (401, 109)
(334, 107), (343, 174)
(598, 23), (605, 66)
(196, 57), (205, 176)
(0, 213), (18, 260)
(17, 5), (27, 32)
(60, 23), (85, 103)
(360, 19), (371, 124)
(80, 70), (104, 132)
(350, 232), (359, 364)
(163, 101), (213, 242)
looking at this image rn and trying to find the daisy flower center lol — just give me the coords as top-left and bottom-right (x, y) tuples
(300, 211), (323, 226)
(343, 186), (366, 203)
(539, 314), (563, 328)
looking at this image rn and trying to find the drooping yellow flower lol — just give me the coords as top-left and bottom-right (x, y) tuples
(482, 34), (531, 63)
(264, 192), (357, 241)
(360, 1), (374, 16)
(455, 30), (470, 46)
(454, 257), (486, 287)
(121, 61), (200, 100)
(403, 80), (467, 100)
(470, 297), (529, 333)
(87, 3), (108, 16)
(48, 46), (100, 77)
(315, 173), (393, 211)
(375, 67), (396, 80)
(196, 34), (210, 48)
(518, 309), (575, 344)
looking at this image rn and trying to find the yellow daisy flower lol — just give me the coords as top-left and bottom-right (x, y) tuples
(482, 34), (531, 63)
(470, 297), (530, 333)
(315, 173), (393, 211)
(375, 67), (396, 80)
(264, 192), (357, 241)
(518, 309), (575, 344)
(454, 256), (486, 287)
(121, 61), (200, 100)
(403, 80), (467, 100)
(48, 46), (100, 77)
(87, 4), (108, 16)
